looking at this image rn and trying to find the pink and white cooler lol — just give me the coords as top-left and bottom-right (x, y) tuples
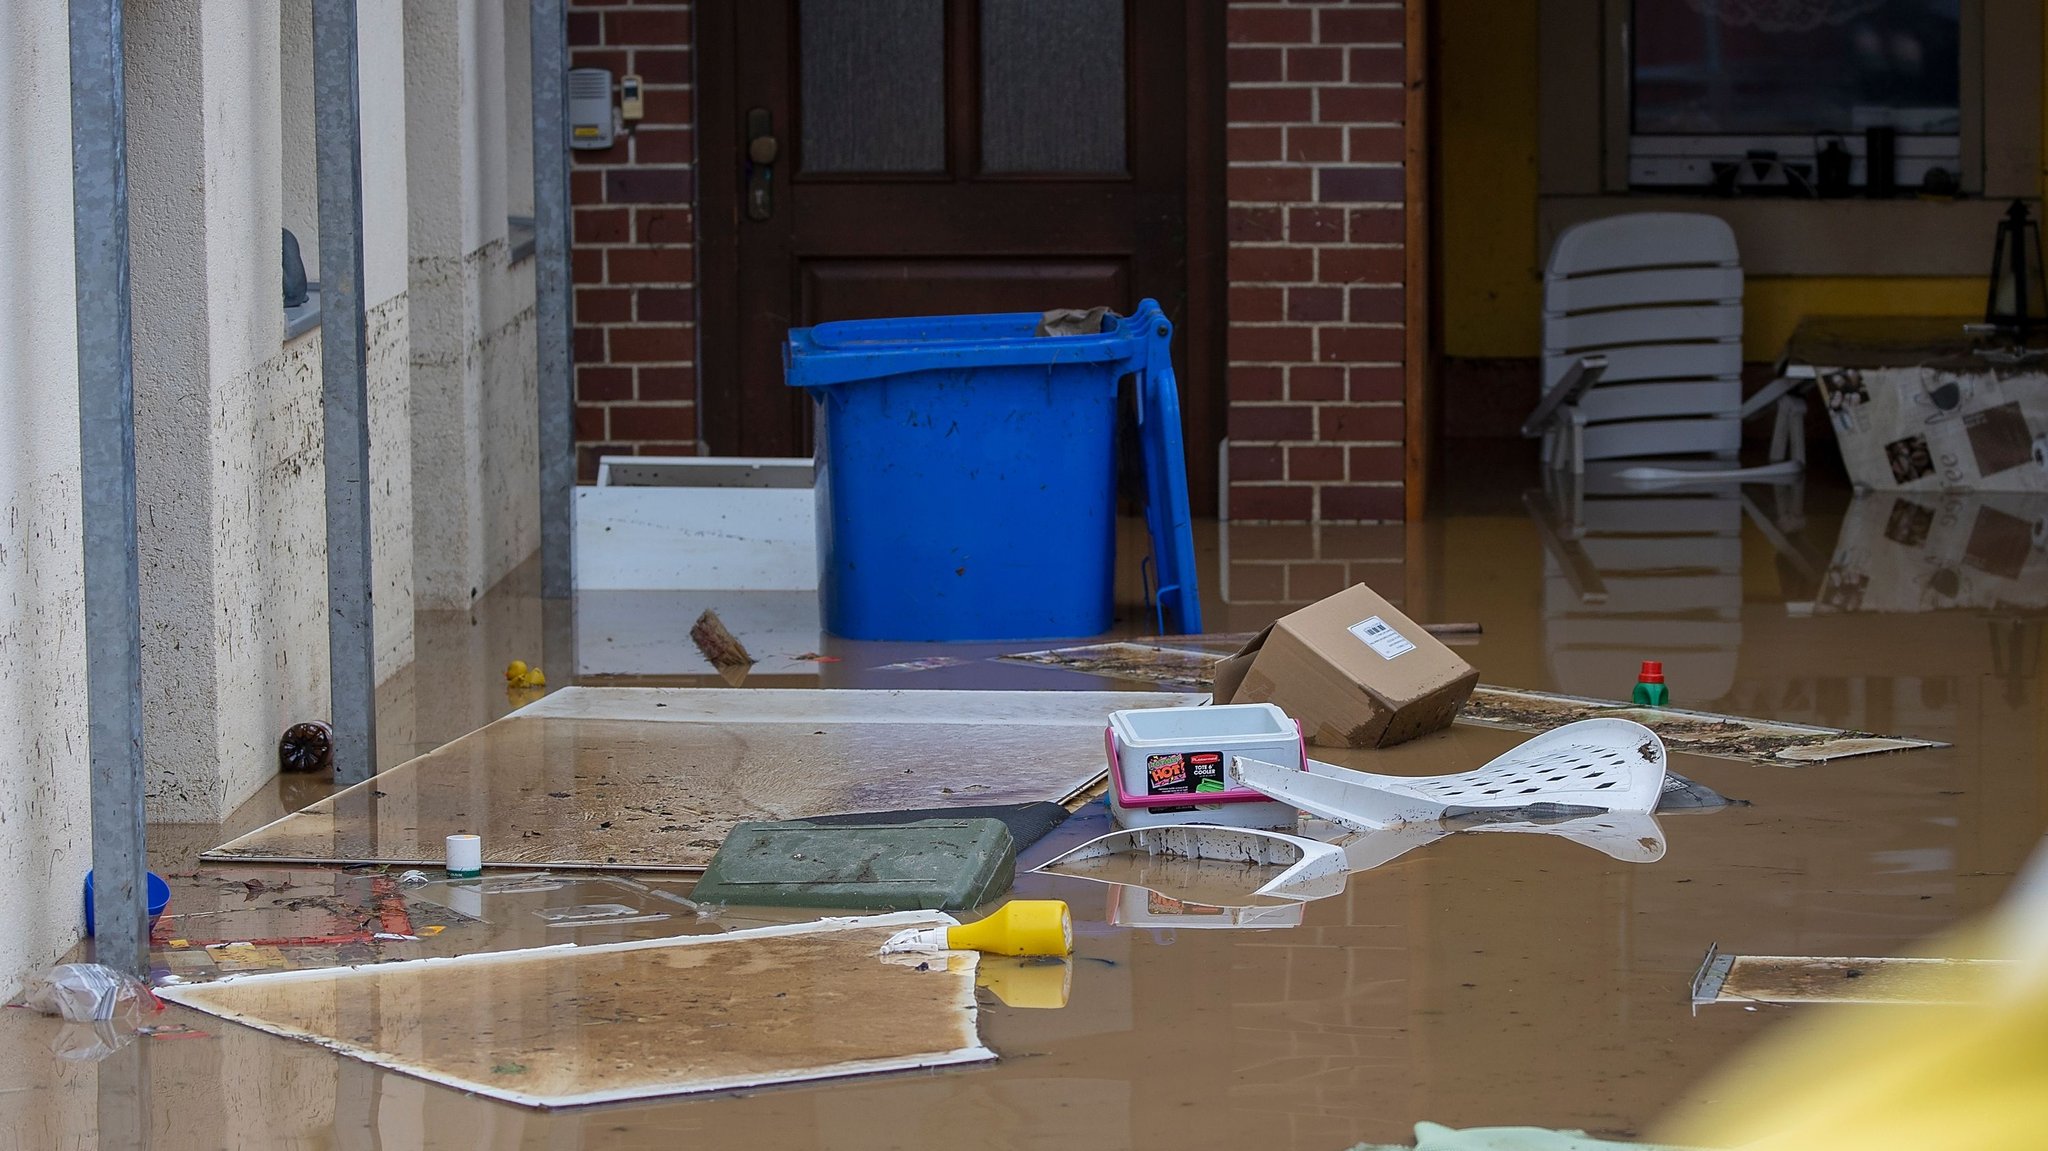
(1104, 703), (1304, 830)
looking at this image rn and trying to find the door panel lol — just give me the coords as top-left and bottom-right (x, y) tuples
(800, 259), (1129, 323)
(700, 0), (1220, 508)
(791, 185), (1158, 251)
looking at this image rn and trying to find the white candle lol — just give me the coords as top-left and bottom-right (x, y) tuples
(446, 833), (483, 877)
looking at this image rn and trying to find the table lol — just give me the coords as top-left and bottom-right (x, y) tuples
(1775, 315), (2048, 492)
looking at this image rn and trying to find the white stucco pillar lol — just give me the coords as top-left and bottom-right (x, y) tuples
(0, 0), (92, 1001)
(127, 0), (420, 819)
(406, 0), (540, 611)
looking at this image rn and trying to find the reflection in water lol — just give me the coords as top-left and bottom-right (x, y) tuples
(1333, 811), (1666, 868)
(1521, 475), (2047, 739)
(1819, 491), (2048, 613)
(1041, 809), (1669, 940)
(975, 956), (1072, 1009)
(1036, 826), (1350, 903)
(1447, 810), (1666, 862)
(1105, 885), (1307, 930)
(1815, 492), (2048, 709)
(1529, 470), (1832, 706)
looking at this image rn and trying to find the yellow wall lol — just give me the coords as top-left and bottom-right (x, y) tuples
(1437, 4), (2040, 362)
(1438, 0), (1542, 360)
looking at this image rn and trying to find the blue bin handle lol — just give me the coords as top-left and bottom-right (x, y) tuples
(1135, 305), (1203, 635)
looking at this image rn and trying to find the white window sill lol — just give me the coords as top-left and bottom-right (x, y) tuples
(284, 283), (320, 342)
(509, 216), (536, 264)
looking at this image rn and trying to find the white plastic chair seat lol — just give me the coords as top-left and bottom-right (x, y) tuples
(1529, 212), (1799, 478)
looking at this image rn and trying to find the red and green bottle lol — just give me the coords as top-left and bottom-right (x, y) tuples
(1633, 660), (1668, 707)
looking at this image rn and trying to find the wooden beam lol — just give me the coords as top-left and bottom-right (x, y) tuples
(1403, 0), (1434, 522)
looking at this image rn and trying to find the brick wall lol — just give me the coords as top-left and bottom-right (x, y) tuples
(567, 1), (697, 480)
(562, 0), (1419, 519)
(1224, 0), (1410, 523)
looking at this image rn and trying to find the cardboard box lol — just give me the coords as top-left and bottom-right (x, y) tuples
(1211, 584), (1477, 748)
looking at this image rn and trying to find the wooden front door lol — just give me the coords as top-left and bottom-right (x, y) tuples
(699, 0), (1221, 507)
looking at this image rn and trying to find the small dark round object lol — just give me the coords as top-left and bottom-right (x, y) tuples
(1920, 167), (1958, 196)
(279, 720), (334, 773)
(1155, 324), (1169, 337)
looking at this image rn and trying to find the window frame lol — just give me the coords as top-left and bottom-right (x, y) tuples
(1622, 0), (1975, 193)
(1537, 0), (2040, 276)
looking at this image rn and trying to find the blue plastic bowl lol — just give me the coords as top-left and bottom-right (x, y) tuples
(83, 870), (171, 937)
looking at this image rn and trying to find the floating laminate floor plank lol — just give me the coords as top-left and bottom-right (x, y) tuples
(204, 688), (1199, 871)
(159, 913), (988, 1108)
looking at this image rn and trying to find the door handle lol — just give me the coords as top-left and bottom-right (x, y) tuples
(746, 107), (777, 221)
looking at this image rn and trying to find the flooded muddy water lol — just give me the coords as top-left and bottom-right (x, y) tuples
(3, 489), (2043, 1148)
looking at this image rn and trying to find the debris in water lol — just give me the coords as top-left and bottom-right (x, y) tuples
(278, 721), (333, 774)
(690, 610), (754, 686)
(1659, 772), (1747, 811)
(1689, 944), (2010, 1008)
(158, 912), (991, 1108)
(873, 655), (974, 672)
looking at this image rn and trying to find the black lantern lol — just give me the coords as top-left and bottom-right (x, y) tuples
(1986, 199), (2048, 338)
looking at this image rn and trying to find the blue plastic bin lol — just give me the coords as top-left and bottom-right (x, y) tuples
(84, 869), (171, 937)
(785, 299), (1199, 642)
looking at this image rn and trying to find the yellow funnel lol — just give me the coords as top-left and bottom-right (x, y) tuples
(882, 901), (1074, 959)
(946, 900), (1072, 957)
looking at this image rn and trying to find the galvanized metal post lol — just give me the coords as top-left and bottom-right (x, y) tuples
(313, 0), (379, 786)
(70, 0), (149, 979)
(533, 0), (576, 599)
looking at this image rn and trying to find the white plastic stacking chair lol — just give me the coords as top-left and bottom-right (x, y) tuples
(1525, 212), (1801, 479)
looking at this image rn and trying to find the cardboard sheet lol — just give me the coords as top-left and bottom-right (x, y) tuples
(1002, 640), (1238, 686)
(996, 645), (1944, 765)
(159, 913), (991, 1109)
(1691, 947), (2012, 1008)
(203, 688), (1200, 871)
(1457, 687), (1946, 764)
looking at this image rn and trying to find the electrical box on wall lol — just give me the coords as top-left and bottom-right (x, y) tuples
(568, 67), (614, 150)
(619, 74), (644, 123)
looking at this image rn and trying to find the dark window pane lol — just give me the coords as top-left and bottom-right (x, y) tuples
(799, 0), (945, 173)
(1633, 0), (1961, 135)
(981, 0), (1127, 173)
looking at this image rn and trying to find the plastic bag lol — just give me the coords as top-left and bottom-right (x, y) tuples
(20, 963), (159, 1025)
(49, 1021), (134, 1062)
